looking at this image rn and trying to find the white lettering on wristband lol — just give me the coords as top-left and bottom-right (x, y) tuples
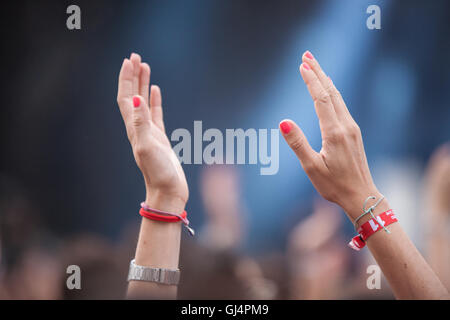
(369, 219), (380, 232)
(369, 216), (386, 231)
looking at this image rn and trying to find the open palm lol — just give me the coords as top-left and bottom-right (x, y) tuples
(117, 53), (188, 204)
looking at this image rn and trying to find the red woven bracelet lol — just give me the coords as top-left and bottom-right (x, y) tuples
(139, 202), (195, 236)
(139, 208), (187, 223)
(348, 209), (398, 251)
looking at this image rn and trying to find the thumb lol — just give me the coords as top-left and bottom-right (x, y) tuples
(279, 119), (318, 169)
(131, 95), (152, 140)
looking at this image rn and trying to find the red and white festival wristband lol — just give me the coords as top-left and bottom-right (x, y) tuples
(348, 209), (398, 251)
(139, 202), (195, 236)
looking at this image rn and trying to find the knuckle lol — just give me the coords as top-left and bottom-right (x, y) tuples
(132, 114), (144, 127)
(324, 83), (334, 94)
(290, 138), (305, 154)
(328, 128), (345, 142)
(345, 122), (361, 139)
(323, 80), (342, 101)
(135, 144), (149, 157)
(314, 90), (331, 105)
(352, 124), (361, 138)
(330, 88), (342, 100)
(117, 96), (127, 106)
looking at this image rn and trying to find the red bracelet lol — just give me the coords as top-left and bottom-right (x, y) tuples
(139, 208), (187, 222)
(348, 209), (398, 251)
(139, 202), (195, 236)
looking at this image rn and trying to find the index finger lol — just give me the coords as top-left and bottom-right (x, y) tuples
(117, 58), (134, 122)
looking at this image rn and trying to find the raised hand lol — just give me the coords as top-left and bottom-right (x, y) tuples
(117, 53), (188, 210)
(279, 51), (379, 223)
(280, 51), (449, 300)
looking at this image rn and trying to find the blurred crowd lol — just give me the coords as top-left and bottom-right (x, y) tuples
(0, 143), (449, 299)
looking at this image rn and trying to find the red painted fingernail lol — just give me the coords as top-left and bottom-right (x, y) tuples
(280, 121), (292, 134)
(305, 51), (314, 60)
(133, 96), (140, 107)
(302, 62), (311, 70)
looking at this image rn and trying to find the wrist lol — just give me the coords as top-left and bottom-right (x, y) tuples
(134, 189), (185, 269)
(144, 188), (187, 215)
(340, 188), (387, 225)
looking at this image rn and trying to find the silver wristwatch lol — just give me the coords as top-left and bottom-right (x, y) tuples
(127, 259), (180, 285)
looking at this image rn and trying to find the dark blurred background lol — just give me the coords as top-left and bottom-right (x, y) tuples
(0, 0), (449, 299)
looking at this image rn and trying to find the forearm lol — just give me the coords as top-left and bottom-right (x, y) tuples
(368, 223), (448, 299)
(126, 191), (184, 299)
(347, 197), (449, 299)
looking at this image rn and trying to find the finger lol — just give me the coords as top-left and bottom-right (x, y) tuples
(150, 85), (165, 132)
(300, 62), (339, 135)
(279, 119), (321, 172)
(302, 51), (352, 122)
(131, 95), (152, 143)
(130, 53), (142, 95)
(117, 58), (134, 125)
(326, 76), (353, 123)
(139, 63), (151, 106)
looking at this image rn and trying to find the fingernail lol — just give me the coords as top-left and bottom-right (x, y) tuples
(302, 62), (311, 70)
(133, 96), (140, 107)
(305, 51), (314, 60)
(280, 121), (292, 134)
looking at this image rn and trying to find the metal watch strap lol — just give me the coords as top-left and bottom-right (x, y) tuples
(127, 259), (180, 285)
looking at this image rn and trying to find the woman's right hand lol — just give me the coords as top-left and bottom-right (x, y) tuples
(117, 53), (188, 211)
(279, 51), (382, 223)
(280, 51), (450, 300)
